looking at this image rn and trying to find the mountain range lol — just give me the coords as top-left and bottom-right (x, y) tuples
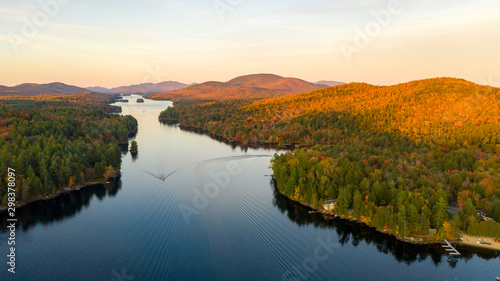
(87, 81), (190, 94)
(315, 80), (345, 87)
(0, 82), (90, 95)
(0, 75), (344, 97)
(148, 74), (327, 100)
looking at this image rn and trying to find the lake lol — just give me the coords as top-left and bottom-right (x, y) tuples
(1, 96), (498, 280)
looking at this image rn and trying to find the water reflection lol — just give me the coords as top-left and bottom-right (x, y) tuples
(271, 183), (499, 266)
(131, 151), (139, 162)
(0, 177), (122, 232)
(166, 122), (287, 151)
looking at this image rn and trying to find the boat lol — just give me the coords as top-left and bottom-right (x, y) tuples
(496, 277), (499, 281)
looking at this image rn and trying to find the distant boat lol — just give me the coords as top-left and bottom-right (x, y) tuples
(136, 98), (144, 103)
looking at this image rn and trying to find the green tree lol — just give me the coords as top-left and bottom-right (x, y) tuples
(433, 196), (449, 229)
(337, 188), (351, 214)
(467, 216), (479, 235)
(130, 140), (138, 153)
(353, 190), (363, 219)
(397, 205), (409, 236)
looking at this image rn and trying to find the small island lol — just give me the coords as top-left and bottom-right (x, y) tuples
(130, 140), (138, 154)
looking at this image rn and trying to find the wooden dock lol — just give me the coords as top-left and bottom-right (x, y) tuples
(442, 239), (460, 255)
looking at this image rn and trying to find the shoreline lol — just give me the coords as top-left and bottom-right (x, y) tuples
(275, 189), (442, 246)
(0, 173), (120, 212)
(275, 186), (500, 252)
(176, 123), (302, 150)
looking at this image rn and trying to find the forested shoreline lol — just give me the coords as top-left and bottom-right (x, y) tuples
(0, 100), (137, 209)
(156, 78), (500, 241)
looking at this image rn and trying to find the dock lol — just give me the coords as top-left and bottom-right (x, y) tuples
(442, 239), (461, 255)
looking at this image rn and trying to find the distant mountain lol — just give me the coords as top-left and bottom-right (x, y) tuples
(88, 81), (189, 95)
(86, 86), (114, 94)
(149, 81), (288, 100)
(226, 74), (283, 87)
(0, 82), (90, 95)
(149, 74), (320, 100)
(227, 74), (321, 93)
(315, 80), (345, 87)
(0, 77), (340, 98)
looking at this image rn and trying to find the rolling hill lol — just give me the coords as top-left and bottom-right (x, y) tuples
(245, 77), (500, 143)
(226, 74), (321, 93)
(149, 74), (321, 100)
(0, 82), (90, 95)
(150, 81), (288, 100)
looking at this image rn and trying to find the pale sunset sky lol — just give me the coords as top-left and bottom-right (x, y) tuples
(1, 0), (499, 88)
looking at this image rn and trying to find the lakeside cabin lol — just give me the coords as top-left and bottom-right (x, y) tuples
(323, 199), (337, 211)
(477, 210), (492, 221)
(448, 202), (459, 215)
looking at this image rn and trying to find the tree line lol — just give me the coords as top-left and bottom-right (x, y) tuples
(0, 100), (137, 207)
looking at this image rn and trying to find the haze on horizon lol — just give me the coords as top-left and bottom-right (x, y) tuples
(1, 0), (499, 88)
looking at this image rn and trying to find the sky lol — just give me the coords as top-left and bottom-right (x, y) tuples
(0, 0), (499, 88)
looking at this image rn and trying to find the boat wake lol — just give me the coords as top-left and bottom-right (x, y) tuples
(135, 154), (273, 182)
(139, 167), (182, 181)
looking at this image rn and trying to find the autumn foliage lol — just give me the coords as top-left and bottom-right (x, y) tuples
(162, 77), (500, 239)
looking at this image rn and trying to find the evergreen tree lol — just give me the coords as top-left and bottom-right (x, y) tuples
(433, 196), (449, 229)
(130, 140), (138, 153)
(353, 190), (363, 219)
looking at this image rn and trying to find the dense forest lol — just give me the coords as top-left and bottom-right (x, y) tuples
(0, 100), (137, 208)
(0, 91), (119, 103)
(158, 78), (500, 240)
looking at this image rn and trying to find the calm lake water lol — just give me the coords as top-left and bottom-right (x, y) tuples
(1, 96), (499, 280)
